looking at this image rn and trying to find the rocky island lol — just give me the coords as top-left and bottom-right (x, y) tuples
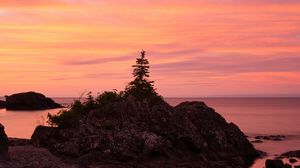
(31, 99), (258, 167)
(0, 51), (259, 167)
(5, 92), (63, 110)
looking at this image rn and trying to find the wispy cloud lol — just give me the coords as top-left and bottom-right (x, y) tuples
(61, 55), (132, 65)
(152, 54), (300, 74)
(51, 72), (127, 81)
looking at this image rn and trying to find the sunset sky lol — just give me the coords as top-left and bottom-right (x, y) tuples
(0, 0), (300, 97)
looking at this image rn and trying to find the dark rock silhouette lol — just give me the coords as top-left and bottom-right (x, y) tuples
(265, 159), (284, 168)
(0, 100), (5, 109)
(8, 138), (31, 147)
(279, 150), (300, 158)
(5, 92), (63, 110)
(289, 158), (298, 163)
(32, 98), (258, 167)
(31, 126), (57, 147)
(0, 124), (8, 159)
(285, 163), (292, 168)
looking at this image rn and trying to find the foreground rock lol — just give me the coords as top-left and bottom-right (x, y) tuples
(8, 138), (31, 146)
(0, 146), (78, 168)
(32, 99), (258, 167)
(31, 126), (57, 147)
(0, 136), (79, 168)
(5, 92), (63, 110)
(289, 158), (298, 163)
(265, 159), (284, 168)
(0, 124), (8, 159)
(0, 100), (5, 109)
(285, 163), (292, 168)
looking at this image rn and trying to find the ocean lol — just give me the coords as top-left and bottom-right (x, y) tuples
(0, 97), (299, 167)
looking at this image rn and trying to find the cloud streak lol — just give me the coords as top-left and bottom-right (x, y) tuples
(152, 54), (300, 74)
(61, 55), (133, 65)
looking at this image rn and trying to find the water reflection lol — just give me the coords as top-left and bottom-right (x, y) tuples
(0, 108), (62, 138)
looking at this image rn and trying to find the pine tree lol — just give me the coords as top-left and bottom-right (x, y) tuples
(126, 50), (157, 99)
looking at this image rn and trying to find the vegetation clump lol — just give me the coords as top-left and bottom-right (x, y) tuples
(48, 50), (162, 127)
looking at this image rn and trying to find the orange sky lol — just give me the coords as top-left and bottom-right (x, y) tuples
(0, 0), (300, 97)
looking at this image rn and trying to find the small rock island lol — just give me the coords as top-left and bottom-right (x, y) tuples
(5, 92), (63, 110)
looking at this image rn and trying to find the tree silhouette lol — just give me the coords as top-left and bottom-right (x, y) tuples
(126, 50), (157, 99)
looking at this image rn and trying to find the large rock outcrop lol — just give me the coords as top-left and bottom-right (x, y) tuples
(32, 98), (258, 167)
(0, 124), (8, 159)
(5, 92), (63, 110)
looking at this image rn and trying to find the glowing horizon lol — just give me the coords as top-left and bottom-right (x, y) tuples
(1, 0), (300, 97)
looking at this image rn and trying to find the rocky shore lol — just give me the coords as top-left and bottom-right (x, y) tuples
(2, 137), (299, 168)
(247, 133), (300, 168)
(265, 152), (300, 168)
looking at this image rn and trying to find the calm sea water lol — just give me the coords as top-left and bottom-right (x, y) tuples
(0, 97), (299, 167)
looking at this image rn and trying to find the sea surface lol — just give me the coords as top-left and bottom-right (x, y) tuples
(0, 97), (299, 167)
